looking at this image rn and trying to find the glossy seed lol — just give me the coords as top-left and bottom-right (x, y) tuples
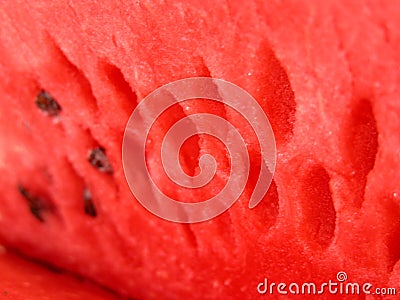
(83, 188), (97, 217)
(18, 185), (46, 222)
(87, 147), (113, 174)
(35, 90), (62, 116)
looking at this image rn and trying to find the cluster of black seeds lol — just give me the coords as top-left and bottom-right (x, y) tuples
(33, 90), (115, 218)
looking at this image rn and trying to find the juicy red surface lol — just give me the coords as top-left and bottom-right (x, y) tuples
(0, 250), (117, 300)
(0, 1), (399, 299)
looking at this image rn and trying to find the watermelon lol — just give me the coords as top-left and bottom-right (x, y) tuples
(0, 250), (118, 299)
(0, 0), (400, 299)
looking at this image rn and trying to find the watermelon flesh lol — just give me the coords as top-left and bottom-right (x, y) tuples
(0, 0), (400, 299)
(0, 250), (118, 299)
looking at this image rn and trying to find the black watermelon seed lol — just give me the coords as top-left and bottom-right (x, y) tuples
(35, 90), (62, 116)
(18, 185), (47, 222)
(83, 188), (97, 217)
(87, 147), (113, 174)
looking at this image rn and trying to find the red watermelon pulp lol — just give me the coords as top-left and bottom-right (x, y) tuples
(1, 0), (400, 299)
(0, 250), (118, 299)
